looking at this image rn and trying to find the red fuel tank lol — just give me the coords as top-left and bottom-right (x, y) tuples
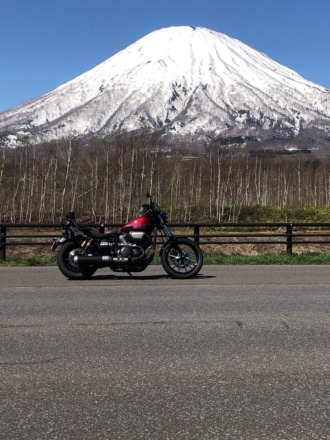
(121, 214), (153, 232)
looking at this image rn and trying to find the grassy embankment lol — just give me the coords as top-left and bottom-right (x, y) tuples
(1, 253), (330, 266)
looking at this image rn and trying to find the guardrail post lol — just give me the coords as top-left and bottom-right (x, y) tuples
(0, 226), (6, 261)
(286, 224), (293, 255)
(194, 225), (200, 243)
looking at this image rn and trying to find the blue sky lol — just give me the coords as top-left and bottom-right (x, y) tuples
(1, 0), (330, 112)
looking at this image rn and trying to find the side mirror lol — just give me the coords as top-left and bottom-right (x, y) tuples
(65, 211), (76, 221)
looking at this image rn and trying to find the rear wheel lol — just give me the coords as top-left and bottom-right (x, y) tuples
(57, 242), (97, 280)
(161, 237), (203, 279)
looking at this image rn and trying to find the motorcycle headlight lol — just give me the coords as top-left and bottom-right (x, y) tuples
(161, 212), (169, 222)
(62, 217), (71, 227)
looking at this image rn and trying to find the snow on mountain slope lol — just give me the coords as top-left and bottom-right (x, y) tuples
(1, 26), (330, 147)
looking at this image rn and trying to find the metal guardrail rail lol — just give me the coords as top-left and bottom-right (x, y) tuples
(1, 222), (330, 260)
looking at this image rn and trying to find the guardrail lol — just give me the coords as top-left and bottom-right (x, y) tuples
(1, 222), (330, 261)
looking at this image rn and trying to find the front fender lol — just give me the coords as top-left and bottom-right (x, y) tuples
(159, 235), (188, 256)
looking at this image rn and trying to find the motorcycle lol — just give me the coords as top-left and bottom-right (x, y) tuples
(52, 192), (203, 279)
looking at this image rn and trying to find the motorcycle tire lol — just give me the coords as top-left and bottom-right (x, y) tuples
(57, 241), (97, 280)
(161, 237), (203, 279)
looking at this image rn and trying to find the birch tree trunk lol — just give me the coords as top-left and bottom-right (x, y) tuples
(61, 140), (73, 217)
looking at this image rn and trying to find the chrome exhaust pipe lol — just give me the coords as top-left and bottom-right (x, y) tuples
(73, 255), (113, 265)
(74, 254), (146, 266)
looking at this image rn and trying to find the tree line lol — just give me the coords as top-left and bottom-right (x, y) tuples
(1, 134), (330, 224)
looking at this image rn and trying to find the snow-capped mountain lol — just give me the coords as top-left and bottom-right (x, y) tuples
(1, 26), (330, 150)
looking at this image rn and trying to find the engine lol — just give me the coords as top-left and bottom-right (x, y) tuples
(117, 231), (152, 259)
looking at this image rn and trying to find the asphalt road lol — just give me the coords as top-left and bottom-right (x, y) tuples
(1, 265), (330, 439)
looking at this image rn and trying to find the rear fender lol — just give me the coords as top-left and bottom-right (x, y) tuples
(51, 236), (69, 250)
(51, 232), (85, 251)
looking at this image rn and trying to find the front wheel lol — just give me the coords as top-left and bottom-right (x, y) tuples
(161, 237), (203, 279)
(57, 242), (97, 280)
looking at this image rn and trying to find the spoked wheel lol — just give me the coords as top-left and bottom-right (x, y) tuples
(161, 237), (203, 279)
(57, 242), (97, 280)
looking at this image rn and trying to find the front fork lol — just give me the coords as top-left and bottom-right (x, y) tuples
(157, 223), (187, 257)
